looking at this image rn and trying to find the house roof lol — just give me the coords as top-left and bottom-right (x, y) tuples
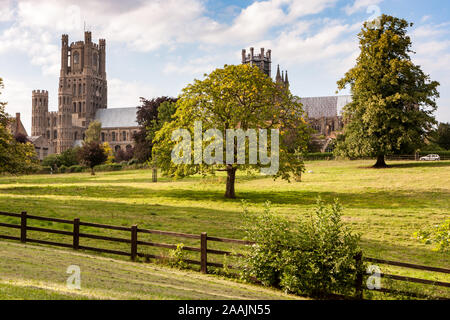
(94, 107), (139, 128)
(299, 95), (352, 118)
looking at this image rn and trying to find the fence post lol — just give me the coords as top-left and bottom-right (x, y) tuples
(131, 225), (138, 261)
(20, 211), (27, 243)
(355, 251), (364, 300)
(73, 218), (80, 250)
(201, 232), (208, 274)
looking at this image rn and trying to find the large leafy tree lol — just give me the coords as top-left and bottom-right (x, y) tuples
(133, 97), (177, 163)
(77, 141), (108, 175)
(84, 120), (102, 143)
(0, 78), (38, 174)
(335, 15), (440, 167)
(153, 64), (308, 198)
(431, 122), (450, 150)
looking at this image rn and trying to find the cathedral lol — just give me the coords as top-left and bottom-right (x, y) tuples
(27, 37), (347, 160)
(31, 32), (139, 158)
(241, 47), (348, 151)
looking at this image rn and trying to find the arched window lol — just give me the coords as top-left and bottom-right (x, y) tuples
(78, 102), (82, 113)
(53, 130), (57, 139)
(47, 131), (50, 139)
(115, 145), (121, 152)
(73, 51), (79, 64)
(73, 102), (77, 113)
(112, 132), (116, 141)
(74, 132), (78, 140)
(122, 131), (126, 141)
(101, 132), (105, 142)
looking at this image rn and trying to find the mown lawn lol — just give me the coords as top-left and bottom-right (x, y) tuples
(0, 241), (300, 300)
(0, 159), (448, 299)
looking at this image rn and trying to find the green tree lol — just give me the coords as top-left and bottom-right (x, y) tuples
(77, 141), (108, 175)
(84, 120), (102, 143)
(335, 15), (440, 167)
(153, 64), (308, 198)
(0, 78), (39, 174)
(431, 122), (450, 150)
(134, 97), (177, 163)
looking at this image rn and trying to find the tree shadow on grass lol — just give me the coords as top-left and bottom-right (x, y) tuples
(1, 184), (448, 210)
(387, 161), (450, 169)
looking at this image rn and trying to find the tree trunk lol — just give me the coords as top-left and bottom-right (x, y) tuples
(91, 167), (95, 175)
(373, 154), (388, 168)
(225, 165), (237, 199)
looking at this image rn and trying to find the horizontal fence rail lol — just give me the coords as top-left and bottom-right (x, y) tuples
(0, 210), (449, 300)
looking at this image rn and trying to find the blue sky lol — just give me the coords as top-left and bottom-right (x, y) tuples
(1, 0), (449, 133)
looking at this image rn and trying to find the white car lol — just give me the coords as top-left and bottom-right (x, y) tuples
(419, 154), (440, 161)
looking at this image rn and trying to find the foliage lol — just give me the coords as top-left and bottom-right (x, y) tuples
(153, 64), (309, 198)
(84, 121), (102, 143)
(68, 165), (84, 173)
(414, 219), (449, 252)
(42, 148), (79, 169)
(59, 147), (80, 167)
(168, 243), (187, 269)
(134, 97), (178, 163)
(241, 200), (292, 286)
(42, 154), (60, 169)
(77, 141), (108, 175)
(115, 147), (134, 162)
(335, 15), (440, 167)
(0, 78), (39, 174)
(94, 163), (123, 172)
(241, 198), (363, 298)
(102, 142), (115, 164)
(429, 122), (450, 150)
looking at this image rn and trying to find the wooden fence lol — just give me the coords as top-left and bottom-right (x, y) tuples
(0, 210), (448, 300)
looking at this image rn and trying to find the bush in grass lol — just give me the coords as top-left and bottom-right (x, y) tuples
(241, 198), (363, 298)
(58, 165), (68, 173)
(168, 243), (187, 269)
(414, 219), (449, 252)
(68, 165), (83, 173)
(241, 201), (292, 287)
(94, 163), (123, 172)
(38, 166), (52, 174)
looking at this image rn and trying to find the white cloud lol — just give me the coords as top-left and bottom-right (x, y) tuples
(0, 0), (15, 22)
(2, 78), (33, 133)
(344, 0), (383, 15)
(108, 78), (160, 108)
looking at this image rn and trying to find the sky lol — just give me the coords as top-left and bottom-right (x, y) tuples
(0, 0), (449, 133)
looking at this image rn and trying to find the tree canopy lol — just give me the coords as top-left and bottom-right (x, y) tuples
(133, 96), (177, 163)
(84, 120), (102, 143)
(153, 64), (308, 198)
(335, 15), (440, 167)
(77, 141), (108, 175)
(0, 78), (39, 174)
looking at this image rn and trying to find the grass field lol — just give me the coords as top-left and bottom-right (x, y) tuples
(0, 241), (300, 300)
(0, 159), (449, 299)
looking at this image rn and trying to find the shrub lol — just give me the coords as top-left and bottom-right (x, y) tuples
(414, 219), (449, 252)
(241, 198), (363, 298)
(38, 166), (53, 174)
(127, 158), (139, 166)
(42, 154), (61, 169)
(168, 243), (187, 269)
(59, 165), (68, 173)
(94, 163), (123, 172)
(68, 165), (83, 173)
